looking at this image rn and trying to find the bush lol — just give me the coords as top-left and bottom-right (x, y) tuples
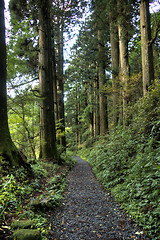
(79, 80), (160, 239)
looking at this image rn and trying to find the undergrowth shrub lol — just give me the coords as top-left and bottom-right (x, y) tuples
(78, 80), (160, 239)
(0, 155), (74, 239)
(0, 174), (23, 220)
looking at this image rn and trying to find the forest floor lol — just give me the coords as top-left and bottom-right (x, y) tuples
(47, 156), (149, 240)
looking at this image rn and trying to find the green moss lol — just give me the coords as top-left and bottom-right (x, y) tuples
(13, 229), (41, 240)
(11, 220), (35, 229)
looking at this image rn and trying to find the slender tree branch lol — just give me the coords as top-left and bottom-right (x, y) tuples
(8, 78), (39, 89)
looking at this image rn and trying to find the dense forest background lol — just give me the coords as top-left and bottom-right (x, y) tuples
(0, 0), (160, 239)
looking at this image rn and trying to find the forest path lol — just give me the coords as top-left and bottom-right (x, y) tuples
(48, 156), (148, 240)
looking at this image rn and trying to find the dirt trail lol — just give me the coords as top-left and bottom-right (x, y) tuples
(48, 156), (149, 240)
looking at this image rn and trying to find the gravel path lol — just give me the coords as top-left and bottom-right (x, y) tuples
(48, 156), (149, 240)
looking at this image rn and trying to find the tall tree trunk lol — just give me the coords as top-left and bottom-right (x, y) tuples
(52, 28), (58, 121)
(98, 29), (108, 135)
(56, 17), (66, 151)
(75, 88), (80, 149)
(117, 0), (130, 126)
(39, 0), (58, 161)
(109, 0), (119, 127)
(88, 83), (94, 137)
(110, 21), (119, 127)
(0, 0), (28, 168)
(140, 0), (154, 96)
(93, 73), (100, 137)
(119, 23), (130, 125)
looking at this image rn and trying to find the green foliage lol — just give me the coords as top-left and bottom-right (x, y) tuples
(78, 80), (160, 239)
(31, 163), (49, 179)
(0, 173), (28, 221)
(131, 79), (160, 137)
(61, 151), (77, 166)
(7, 16), (38, 85)
(8, 92), (40, 160)
(48, 175), (66, 194)
(0, 157), (72, 239)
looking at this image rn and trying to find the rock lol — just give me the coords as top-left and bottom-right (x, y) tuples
(29, 199), (41, 211)
(13, 229), (41, 240)
(11, 220), (35, 229)
(28, 197), (58, 211)
(18, 210), (35, 219)
(41, 197), (57, 209)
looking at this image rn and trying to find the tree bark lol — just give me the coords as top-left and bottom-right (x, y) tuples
(93, 72), (100, 137)
(98, 29), (108, 135)
(140, 0), (154, 96)
(117, 0), (130, 126)
(56, 1), (66, 151)
(110, 21), (119, 127)
(39, 0), (58, 161)
(119, 23), (130, 125)
(0, 0), (29, 169)
(88, 83), (94, 137)
(75, 88), (80, 149)
(56, 32), (66, 150)
(52, 28), (58, 122)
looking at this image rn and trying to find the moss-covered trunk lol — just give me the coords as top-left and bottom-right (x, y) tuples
(0, 0), (29, 169)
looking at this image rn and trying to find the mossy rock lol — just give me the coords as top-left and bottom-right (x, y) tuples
(41, 197), (57, 209)
(28, 197), (58, 211)
(18, 210), (35, 219)
(29, 199), (41, 211)
(11, 220), (35, 229)
(13, 229), (41, 240)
